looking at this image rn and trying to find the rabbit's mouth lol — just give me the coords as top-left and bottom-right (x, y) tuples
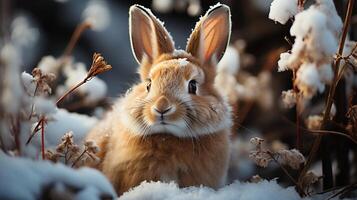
(159, 121), (168, 125)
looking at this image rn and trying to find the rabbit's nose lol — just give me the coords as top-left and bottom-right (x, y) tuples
(152, 96), (173, 116)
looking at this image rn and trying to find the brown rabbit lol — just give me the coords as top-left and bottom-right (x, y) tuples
(86, 3), (232, 195)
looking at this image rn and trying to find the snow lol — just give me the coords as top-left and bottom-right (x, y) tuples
(290, 6), (338, 60)
(296, 63), (325, 97)
(317, 63), (333, 84)
(21, 71), (37, 95)
(177, 58), (189, 67)
(0, 43), (24, 114)
(37, 55), (61, 75)
(277, 52), (291, 72)
(315, 0), (343, 36)
(0, 153), (116, 200)
(33, 97), (57, 116)
(29, 108), (98, 151)
(119, 180), (303, 200)
(268, 0), (298, 25)
(217, 46), (240, 75)
(82, 0), (111, 31)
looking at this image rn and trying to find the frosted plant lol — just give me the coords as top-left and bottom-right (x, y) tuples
(275, 149), (305, 170)
(31, 68), (56, 95)
(270, 0), (344, 112)
(46, 132), (100, 168)
(249, 137), (305, 170)
(58, 53), (111, 105)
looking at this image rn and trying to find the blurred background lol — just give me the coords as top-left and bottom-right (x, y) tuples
(2, 0), (357, 194)
(3, 0), (293, 95)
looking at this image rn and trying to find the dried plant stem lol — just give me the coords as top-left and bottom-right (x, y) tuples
(28, 83), (39, 120)
(63, 21), (91, 57)
(41, 119), (45, 160)
(293, 70), (302, 150)
(267, 151), (307, 195)
(56, 79), (87, 106)
(297, 0), (355, 193)
(71, 148), (87, 168)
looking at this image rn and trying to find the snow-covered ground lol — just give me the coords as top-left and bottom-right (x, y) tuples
(119, 180), (304, 200)
(0, 153), (116, 200)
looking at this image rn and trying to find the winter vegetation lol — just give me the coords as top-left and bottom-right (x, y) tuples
(0, 0), (356, 199)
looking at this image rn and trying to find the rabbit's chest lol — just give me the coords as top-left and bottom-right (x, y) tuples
(103, 131), (229, 194)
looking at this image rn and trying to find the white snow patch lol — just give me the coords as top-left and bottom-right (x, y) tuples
(0, 153), (116, 200)
(177, 58), (189, 67)
(119, 180), (303, 200)
(269, 0), (298, 24)
(21, 71), (37, 95)
(33, 97), (57, 116)
(0, 43), (24, 114)
(217, 46), (240, 75)
(277, 52), (291, 72)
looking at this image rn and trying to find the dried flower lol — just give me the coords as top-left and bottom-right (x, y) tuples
(300, 171), (320, 193)
(56, 52), (111, 106)
(32, 68), (56, 95)
(305, 115), (323, 130)
(249, 150), (272, 168)
(250, 137), (264, 149)
(250, 175), (263, 183)
(84, 140), (100, 154)
(87, 53), (112, 79)
(281, 90), (297, 108)
(45, 150), (61, 162)
(275, 149), (305, 169)
(271, 140), (288, 152)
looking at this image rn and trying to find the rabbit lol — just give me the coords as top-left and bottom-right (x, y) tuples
(86, 3), (232, 195)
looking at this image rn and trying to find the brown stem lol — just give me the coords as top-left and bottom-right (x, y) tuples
(293, 69), (302, 150)
(41, 118), (45, 160)
(56, 78), (87, 106)
(28, 83), (39, 120)
(297, 0), (355, 193)
(71, 149), (87, 168)
(63, 21), (92, 57)
(267, 151), (306, 195)
(26, 118), (43, 145)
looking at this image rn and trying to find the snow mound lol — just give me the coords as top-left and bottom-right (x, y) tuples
(0, 154), (116, 200)
(119, 180), (303, 200)
(30, 108), (98, 152)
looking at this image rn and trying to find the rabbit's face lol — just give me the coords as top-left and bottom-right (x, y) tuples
(121, 4), (232, 137)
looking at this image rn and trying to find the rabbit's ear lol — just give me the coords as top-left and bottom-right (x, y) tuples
(186, 4), (231, 66)
(129, 5), (175, 64)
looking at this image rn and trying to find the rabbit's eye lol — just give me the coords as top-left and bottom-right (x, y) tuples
(146, 79), (151, 92)
(188, 80), (197, 94)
